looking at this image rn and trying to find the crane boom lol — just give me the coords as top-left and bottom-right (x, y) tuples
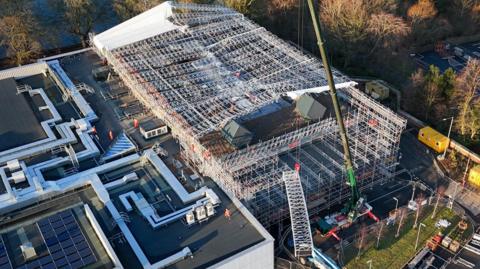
(305, 0), (360, 218)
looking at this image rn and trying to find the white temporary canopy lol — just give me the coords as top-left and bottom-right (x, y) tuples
(93, 1), (180, 52)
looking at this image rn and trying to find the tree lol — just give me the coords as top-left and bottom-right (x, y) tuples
(221, 0), (255, 14)
(366, 12), (410, 56)
(59, 0), (108, 47)
(407, 0), (438, 22)
(413, 193), (425, 228)
(423, 65), (442, 120)
(0, 14), (42, 65)
(269, 0), (297, 11)
(453, 59), (480, 140)
(453, 0), (480, 16)
(113, 0), (163, 21)
(432, 186), (445, 219)
(439, 68), (456, 99)
(403, 68), (425, 115)
(319, 0), (408, 67)
(0, 0), (30, 16)
(356, 224), (368, 258)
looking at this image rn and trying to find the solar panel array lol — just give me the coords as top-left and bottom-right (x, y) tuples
(0, 238), (12, 269)
(16, 210), (97, 269)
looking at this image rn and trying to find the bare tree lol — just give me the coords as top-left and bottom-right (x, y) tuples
(0, 0), (28, 16)
(221, 0), (254, 14)
(59, 0), (108, 47)
(366, 12), (410, 56)
(356, 224), (368, 258)
(113, 0), (164, 21)
(407, 0), (438, 22)
(0, 14), (42, 65)
(319, 0), (408, 67)
(453, 0), (480, 16)
(453, 59), (480, 140)
(432, 186), (445, 219)
(269, 0), (297, 11)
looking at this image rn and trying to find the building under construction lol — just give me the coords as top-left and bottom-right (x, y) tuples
(93, 2), (407, 226)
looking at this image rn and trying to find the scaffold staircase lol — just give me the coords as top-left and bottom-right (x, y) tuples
(101, 132), (136, 162)
(283, 170), (313, 258)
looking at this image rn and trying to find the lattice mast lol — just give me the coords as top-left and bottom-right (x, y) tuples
(283, 170), (313, 257)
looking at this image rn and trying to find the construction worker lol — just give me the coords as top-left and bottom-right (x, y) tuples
(224, 208), (231, 221)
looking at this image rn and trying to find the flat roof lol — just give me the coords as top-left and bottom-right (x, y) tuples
(104, 162), (265, 269)
(0, 78), (47, 152)
(0, 188), (114, 269)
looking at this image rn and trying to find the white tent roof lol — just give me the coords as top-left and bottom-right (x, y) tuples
(93, 1), (180, 52)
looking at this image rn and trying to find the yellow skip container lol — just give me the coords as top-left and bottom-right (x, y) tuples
(418, 126), (450, 153)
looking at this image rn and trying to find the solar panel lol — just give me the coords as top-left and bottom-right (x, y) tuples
(51, 221), (63, 230)
(70, 260), (83, 269)
(61, 239), (73, 249)
(51, 251), (64, 261)
(37, 219), (50, 227)
(56, 226), (66, 234)
(56, 232), (69, 242)
(64, 246), (76, 256)
(26, 260), (40, 269)
(42, 263), (55, 269)
(45, 237), (58, 247)
(75, 241), (88, 251)
(49, 244), (62, 254)
(62, 215), (74, 223)
(67, 253), (80, 264)
(68, 229), (81, 238)
(32, 210), (99, 269)
(38, 256), (53, 265)
(78, 248), (92, 258)
(71, 235), (83, 245)
(54, 257), (67, 267)
(81, 254), (96, 265)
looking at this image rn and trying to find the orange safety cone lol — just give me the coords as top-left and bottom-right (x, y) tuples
(108, 130), (114, 141)
(91, 126), (97, 134)
(133, 119), (139, 128)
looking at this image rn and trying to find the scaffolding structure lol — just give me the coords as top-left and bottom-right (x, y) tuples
(94, 2), (407, 227)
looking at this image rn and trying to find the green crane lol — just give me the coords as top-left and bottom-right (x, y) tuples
(305, 0), (361, 221)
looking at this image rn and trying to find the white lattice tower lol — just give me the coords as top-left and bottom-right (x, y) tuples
(283, 170), (313, 257)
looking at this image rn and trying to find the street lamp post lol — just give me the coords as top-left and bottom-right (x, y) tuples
(441, 116), (454, 160)
(415, 223), (426, 250)
(367, 259), (372, 269)
(393, 197), (399, 215)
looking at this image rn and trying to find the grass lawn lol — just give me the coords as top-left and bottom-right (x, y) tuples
(344, 206), (459, 269)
